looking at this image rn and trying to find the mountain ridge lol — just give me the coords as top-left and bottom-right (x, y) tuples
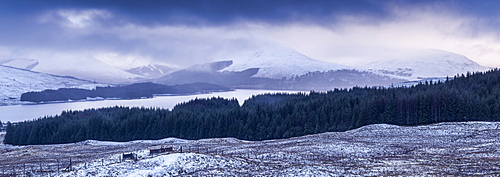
(220, 45), (352, 79)
(0, 65), (108, 105)
(126, 64), (178, 79)
(355, 49), (489, 80)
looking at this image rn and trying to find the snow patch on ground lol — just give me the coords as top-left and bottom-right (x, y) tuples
(2, 121), (499, 176)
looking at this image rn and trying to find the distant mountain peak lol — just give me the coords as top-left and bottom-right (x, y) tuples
(356, 49), (489, 80)
(126, 64), (178, 79)
(220, 45), (351, 79)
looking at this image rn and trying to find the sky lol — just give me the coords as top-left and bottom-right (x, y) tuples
(1, 0), (500, 70)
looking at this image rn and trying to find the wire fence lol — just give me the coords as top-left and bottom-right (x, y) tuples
(0, 144), (363, 176)
(1, 158), (82, 177)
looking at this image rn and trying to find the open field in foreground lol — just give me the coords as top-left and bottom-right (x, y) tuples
(1, 121), (499, 176)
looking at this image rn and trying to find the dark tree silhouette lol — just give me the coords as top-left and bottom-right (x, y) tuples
(6, 69), (500, 145)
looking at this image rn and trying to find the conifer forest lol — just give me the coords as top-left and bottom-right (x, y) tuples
(5, 70), (500, 145)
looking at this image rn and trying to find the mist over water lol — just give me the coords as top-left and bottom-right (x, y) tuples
(0, 89), (300, 123)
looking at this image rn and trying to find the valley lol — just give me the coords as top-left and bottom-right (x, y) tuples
(3, 1), (500, 176)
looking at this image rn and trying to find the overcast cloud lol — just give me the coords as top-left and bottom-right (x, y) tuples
(1, 0), (500, 70)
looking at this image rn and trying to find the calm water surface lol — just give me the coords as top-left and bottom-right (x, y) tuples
(0, 89), (301, 122)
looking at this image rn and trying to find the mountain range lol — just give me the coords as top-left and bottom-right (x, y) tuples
(154, 47), (488, 90)
(354, 49), (488, 80)
(219, 45), (352, 79)
(0, 45), (490, 105)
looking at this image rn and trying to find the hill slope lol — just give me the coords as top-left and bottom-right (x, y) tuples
(126, 64), (178, 79)
(0, 65), (107, 105)
(31, 58), (144, 84)
(2, 122), (499, 176)
(156, 46), (406, 90)
(357, 49), (489, 80)
(220, 45), (352, 79)
(156, 61), (272, 88)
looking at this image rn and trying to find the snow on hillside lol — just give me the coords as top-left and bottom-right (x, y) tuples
(0, 65), (108, 105)
(357, 49), (489, 80)
(220, 45), (352, 79)
(126, 64), (178, 79)
(2, 122), (499, 176)
(30, 57), (144, 84)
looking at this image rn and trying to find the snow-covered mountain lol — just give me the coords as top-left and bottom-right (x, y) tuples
(126, 64), (178, 79)
(0, 65), (108, 105)
(29, 57), (144, 84)
(156, 46), (405, 90)
(355, 49), (489, 80)
(155, 60), (266, 88)
(0, 57), (147, 84)
(220, 45), (352, 79)
(5, 47), (488, 88)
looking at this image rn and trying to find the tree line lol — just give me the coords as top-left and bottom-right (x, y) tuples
(266, 69), (406, 90)
(20, 82), (231, 102)
(5, 69), (500, 145)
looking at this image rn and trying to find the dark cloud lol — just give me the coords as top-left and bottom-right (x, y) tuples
(0, 0), (392, 51)
(457, 0), (500, 16)
(3, 0), (500, 27)
(1, 0), (390, 26)
(1, 0), (500, 69)
(455, 0), (500, 30)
